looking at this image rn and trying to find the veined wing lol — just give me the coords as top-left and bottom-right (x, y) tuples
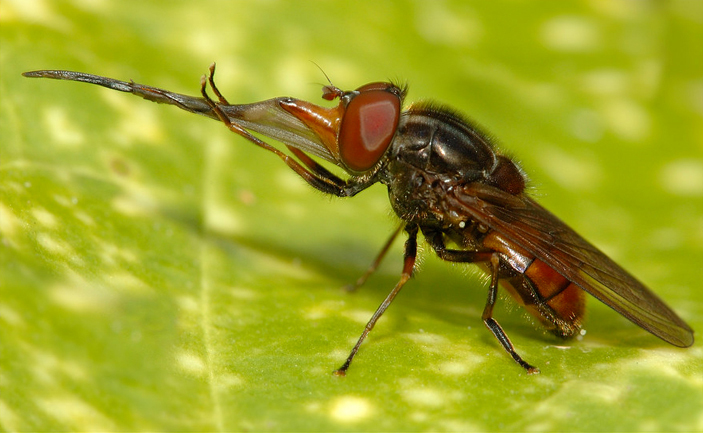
(448, 184), (694, 347)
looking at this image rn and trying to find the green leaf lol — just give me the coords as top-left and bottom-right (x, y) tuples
(2, 1), (701, 431)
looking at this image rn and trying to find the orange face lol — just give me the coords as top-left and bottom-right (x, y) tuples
(279, 82), (403, 173)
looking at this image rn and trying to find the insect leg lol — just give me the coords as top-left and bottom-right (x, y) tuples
(344, 224), (404, 292)
(285, 146), (347, 189)
(199, 71), (355, 196)
(206, 63), (230, 105)
(484, 254), (540, 374)
(334, 225), (418, 376)
(425, 231), (539, 372)
(425, 230), (494, 263)
(204, 64), (350, 191)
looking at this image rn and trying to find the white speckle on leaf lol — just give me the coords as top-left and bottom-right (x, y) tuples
(1, 0), (72, 31)
(659, 159), (703, 197)
(206, 202), (242, 236)
(175, 295), (199, 314)
(414, 2), (482, 46)
(344, 308), (377, 325)
(602, 98), (651, 141)
(217, 373), (244, 389)
(49, 275), (119, 314)
(176, 351), (206, 376)
(648, 227), (683, 251)
(570, 108), (605, 142)
(106, 271), (150, 295)
(402, 387), (447, 408)
(410, 411), (428, 422)
(437, 360), (471, 375)
(0, 304), (24, 328)
(541, 16), (600, 52)
(102, 93), (164, 146)
(329, 396), (372, 422)
(229, 287), (259, 300)
(275, 56), (315, 96)
(539, 145), (602, 191)
(35, 396), (115, 431)
(0, 400), (20, 432)
(0, 203), (21, 240)
(405, 331), (450, 347)
(31, 207), (58, 228)
(36, 232), (75, 257)
(45, 107), (85, 146)
(74, 210), (96, 227)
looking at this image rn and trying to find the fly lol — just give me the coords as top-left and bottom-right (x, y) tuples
(23, 64), (694, 374)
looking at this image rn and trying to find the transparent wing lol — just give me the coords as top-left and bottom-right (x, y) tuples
(22, 69), (338, 163)
(449, 184), (694, 347)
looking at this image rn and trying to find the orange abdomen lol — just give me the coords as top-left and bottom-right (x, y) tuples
(483, 231), (586, 337)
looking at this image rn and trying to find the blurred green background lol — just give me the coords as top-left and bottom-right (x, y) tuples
(1, 0), (702, 431)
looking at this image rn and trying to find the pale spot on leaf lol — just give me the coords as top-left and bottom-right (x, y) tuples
(541, 16), (600, 52)
(35, 396), (115, 431)
(539, 146), (601, 191)
(659, 159), (703, 197)
(402, 387), (446, 408)
(49, 276), (120, 314)
(176, 351), (206, 376)
(344, 308), (376, 325)
(329, 396), (372, 422)
(45, 106), (85, 146)
(217, 373), (244, 389)
(176, 295), (199, 314)
(580, 69), (628, 96)
(205, 202), (242, 236)
(0, 203), (21, 240)
(36, 232), (76, 258)
(437, 360), (471, 376)
(602, 98), (651, 141)
(570, 108), (605, 143)
(0, 304), (24, 328)
(414, 2), (482, 46)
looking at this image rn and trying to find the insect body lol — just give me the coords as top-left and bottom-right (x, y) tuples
(23, 65), (694, 374)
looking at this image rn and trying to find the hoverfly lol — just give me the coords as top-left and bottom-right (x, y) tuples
(23, 64), (694, 374)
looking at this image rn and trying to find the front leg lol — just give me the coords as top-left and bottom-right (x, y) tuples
(201, 64), (373, 198)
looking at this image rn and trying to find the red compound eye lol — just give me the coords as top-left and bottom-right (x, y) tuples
(338, 83), (401, 172)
